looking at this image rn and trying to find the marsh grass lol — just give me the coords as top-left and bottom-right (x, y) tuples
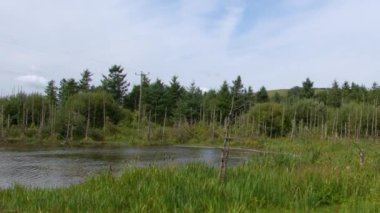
(0, 139), (379, 212)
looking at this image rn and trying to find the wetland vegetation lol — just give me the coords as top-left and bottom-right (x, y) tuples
(0, 139), (379, 212)
(1, 67), (380, 212)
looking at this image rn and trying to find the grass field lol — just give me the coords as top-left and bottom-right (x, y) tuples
(0, 138), (379, 212)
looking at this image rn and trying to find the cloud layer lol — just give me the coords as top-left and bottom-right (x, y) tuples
(0, 0), (379, 94)
(15, 75), (48, 89)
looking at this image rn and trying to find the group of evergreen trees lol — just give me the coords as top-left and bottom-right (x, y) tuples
(0, 65), (380, 142)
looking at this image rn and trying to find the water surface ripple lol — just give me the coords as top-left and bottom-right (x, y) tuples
(0, 145), (253, 188)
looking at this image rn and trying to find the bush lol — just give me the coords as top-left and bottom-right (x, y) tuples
(88, 128), (105, 141)
(249, 103), (291, 137)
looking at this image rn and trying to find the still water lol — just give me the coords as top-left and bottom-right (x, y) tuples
(0, 145), (253, 188)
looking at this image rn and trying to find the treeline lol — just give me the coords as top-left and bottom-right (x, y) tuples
(0, 65), (380, 143)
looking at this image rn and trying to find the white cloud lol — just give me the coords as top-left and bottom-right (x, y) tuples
(0, 0), (379, 93)
(16, 75), (48, 89)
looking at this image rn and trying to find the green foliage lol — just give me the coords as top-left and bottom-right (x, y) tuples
(216, 81), (232, 121)
(250, 103), (290, 137)
(272, 92), (282, 103)
(78, 69), (93, 92)
(302, 78), (315, 99)
(3, 70), (380, 141)
(287, 86), (303, 101)
(54, 91), (124, 139)
(231, 75), (245, 109)
(58, 78), (78, 105)
(101, 65), (130, 104)
(123, 85), (140, 110)
(144, 79), (167, 123)
(45, 80), (58, 106)
(165, 76), (185, 120)
(256, 86), (269, 103)
(175, 82), (203, 124)
(87, 128), (105, 141)
(289, 99), (327, 126)
(327, 80), (342, 107)
(0, 140), (379, 212)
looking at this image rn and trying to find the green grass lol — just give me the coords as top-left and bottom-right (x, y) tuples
(1, 139), (379, 212)
(267, 89), (289, 98)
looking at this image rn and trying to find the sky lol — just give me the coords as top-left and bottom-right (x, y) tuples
(1, 0), (380, 94)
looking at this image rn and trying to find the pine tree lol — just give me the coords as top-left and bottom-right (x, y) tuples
(216, 81), (232, 120)
(328, 80), (342, 107)
(58, 78), (78, 105)
(164, 76), (184, 118)
(256, 86), (269, 103)
(176, 82), (202, 124)
(101, 65), (130, 104)
(244, 86), (255, 108)
(124, 75), (150, 110)
(45, 80), (58, 106)
(288, 86), (302, 101)
(146, 79), (166, 123)
(342, 81), (351, 102)
(78, 69), (93, 92)
(302, 78), (314, 99)
(231, 75), (245, 110)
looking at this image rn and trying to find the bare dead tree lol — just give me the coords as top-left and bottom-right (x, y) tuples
(366, 104), (370, 138)
(270, 106), (274, 138)
(353, 142), (365, 166)
(85, 98), (91, 141)
(358, 106), (363, 140)
(103, 94), (106, 132)
(147, 110), (152, 142)
(39, 99), (45, 138)
(1, 105), (4, 141)
(219, 96), (235, 182)
(211, 105), (216, 140)
(161, 107), (167, 143)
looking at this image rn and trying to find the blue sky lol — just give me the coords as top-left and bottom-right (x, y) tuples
(0, 0), (379, 94)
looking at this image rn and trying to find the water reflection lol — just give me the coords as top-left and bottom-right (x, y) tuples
(0, 145), (253, 188)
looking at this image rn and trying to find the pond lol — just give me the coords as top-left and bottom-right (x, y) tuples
(0, 144), (254, 188)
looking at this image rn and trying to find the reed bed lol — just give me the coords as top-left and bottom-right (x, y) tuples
(1, 139), (379, 212)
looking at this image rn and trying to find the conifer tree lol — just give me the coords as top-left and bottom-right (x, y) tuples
(78, 69), (93, 92)
(302, 78), (314, 99)
(256, 86), (269, 103)
(101, 65), (129, 104)
(216, 81), (232, 120)
(45, 80), (58, 106)
(58, 78), (78, 105)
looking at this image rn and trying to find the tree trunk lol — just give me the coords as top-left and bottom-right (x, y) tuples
(212, 105), (216, 140)
(291, 110), (297, 139)
(103, 95), (106, 132)
(66, 111), (71, 141)
(219, 97), (234, 183)
(348, 111), (351, 138)
(147, 110), (152, 142)
(281, 106), (285, 137)
(85, 98), (91, 141)
(7, 114), (10, 129)
(358, 106), (363, 139)
(366, 105), (370, 138)
(371, 103), (375, 138)
(375, 105), (378, 138)
(162, 107), (167, 143)
(270, 106), (274, 138)
(39, 100), (45, 138)
(1, 105), (4, 140)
